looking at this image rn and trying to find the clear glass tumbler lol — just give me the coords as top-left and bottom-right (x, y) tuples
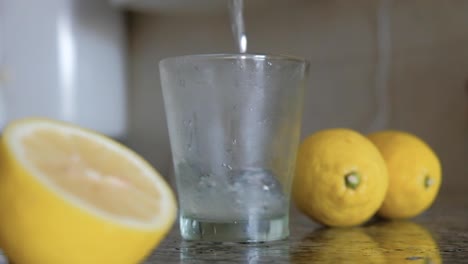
(160, 54), (308, 242)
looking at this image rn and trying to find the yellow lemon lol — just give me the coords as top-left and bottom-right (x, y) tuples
(0, 118), (177, 264)
(293, 129), (388, 227)
(293, 227), (386, 263)
(366, 221), (441, 263)
(368, 131), (441, 219)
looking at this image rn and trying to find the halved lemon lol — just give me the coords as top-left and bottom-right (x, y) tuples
(0, 118), (177, 264)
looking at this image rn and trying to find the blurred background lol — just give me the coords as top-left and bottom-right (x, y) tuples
(0, 0), (466, 195)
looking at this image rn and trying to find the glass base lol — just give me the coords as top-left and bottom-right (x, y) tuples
(179, 214), (289, 242)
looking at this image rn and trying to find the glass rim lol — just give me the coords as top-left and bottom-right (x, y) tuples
(160, 53), (309, 67)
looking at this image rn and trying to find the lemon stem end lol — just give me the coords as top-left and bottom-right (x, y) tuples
(424, 175), (433, 189)
(345, 172), (361, 190)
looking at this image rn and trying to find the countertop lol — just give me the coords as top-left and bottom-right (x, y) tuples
(146, 189), (468, 263)
(0, 190), (465, 264)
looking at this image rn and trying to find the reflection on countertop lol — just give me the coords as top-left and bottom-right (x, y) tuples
(291, 221), (441, 263)
(147, 190), (467, 263)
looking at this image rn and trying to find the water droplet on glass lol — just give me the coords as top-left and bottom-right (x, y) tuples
(222, 163), (233, 170)
(259, 117), (271, 125)
(232, 139), (237, 145)
(184, 118), (194, 151)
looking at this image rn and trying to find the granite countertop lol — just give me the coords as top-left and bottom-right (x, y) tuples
(0, 191), (465, 264)
(146, 189), (468, 263)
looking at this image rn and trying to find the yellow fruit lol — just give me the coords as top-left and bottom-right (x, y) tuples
(366, 221), (441, 263)
(368, 131), (441, 219)
(293, 227), (386, 263)
(293, 129), (388, 227)
(0, 118), (177, 264)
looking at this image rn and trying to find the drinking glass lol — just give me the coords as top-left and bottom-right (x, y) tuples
(160, 54), (308, 242)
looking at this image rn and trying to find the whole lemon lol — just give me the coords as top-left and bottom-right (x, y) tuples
(293, 129), (388, 227)
(368, 131), (442, 219)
